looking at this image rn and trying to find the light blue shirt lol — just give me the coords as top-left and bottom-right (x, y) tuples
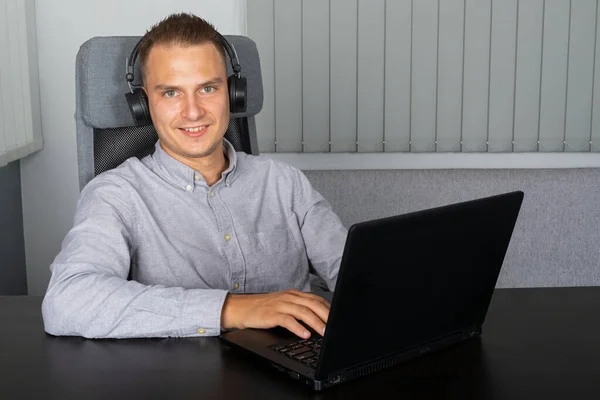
(42, 139), (347, 339)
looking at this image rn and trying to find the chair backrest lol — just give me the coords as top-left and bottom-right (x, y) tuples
(75, 35), (263, 190)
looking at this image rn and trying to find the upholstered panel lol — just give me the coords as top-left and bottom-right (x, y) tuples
(304, 169), (600, 288)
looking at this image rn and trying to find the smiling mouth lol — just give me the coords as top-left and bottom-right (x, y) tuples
(179, 125), (209, 137)
(180, 125), (209, 133)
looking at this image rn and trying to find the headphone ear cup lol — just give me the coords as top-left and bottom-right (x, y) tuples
(228, 74), (247, 114)
(125, 88), (152, 126)
(137, 89), (151, 124)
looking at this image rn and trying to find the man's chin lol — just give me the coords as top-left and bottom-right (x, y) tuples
(180, 150), (216, 159)
(177, 142), (223, 159)
(159, 137), (223, 160)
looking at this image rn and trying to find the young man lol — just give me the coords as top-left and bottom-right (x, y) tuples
(42, 13), (347, 339)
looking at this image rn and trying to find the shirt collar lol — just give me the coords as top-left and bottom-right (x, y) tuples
(152, 138), (238, 190)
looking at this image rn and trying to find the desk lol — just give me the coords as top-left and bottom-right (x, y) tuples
(1, 288), (600, 399)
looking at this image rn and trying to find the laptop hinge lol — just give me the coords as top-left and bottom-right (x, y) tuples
(462, 325), (482, 339)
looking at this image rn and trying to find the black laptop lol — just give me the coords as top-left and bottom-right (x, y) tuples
(220, 191), (524, 390)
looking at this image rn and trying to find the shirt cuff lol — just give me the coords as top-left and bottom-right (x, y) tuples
(178, 289), (229, 337)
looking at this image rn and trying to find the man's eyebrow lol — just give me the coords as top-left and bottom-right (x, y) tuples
(152, 78), (225, 91)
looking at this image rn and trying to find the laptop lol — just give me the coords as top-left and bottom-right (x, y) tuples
(220, 191), (524, 391)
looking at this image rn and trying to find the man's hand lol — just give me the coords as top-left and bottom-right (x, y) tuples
(220, 290), (330, 339)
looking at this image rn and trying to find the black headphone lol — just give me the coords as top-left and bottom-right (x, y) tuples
(125, 33), (247, 126)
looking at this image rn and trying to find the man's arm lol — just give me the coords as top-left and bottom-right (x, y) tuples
(42, 177), (228, 339)
(292, 170), (348, 292)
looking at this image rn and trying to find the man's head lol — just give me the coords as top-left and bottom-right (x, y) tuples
(140, 13), (230, 165)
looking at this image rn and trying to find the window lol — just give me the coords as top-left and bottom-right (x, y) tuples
(0, 0), (42, 167)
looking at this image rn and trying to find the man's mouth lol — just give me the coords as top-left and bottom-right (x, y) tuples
(179, 125), (209, 137)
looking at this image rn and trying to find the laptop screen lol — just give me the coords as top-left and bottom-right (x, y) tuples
(317, 192), (523, 376)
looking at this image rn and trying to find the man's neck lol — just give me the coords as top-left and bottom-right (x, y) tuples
(188, 152), (229, 187)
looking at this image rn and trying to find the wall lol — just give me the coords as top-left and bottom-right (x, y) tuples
(0, 161), (27, 295)
(21, 0), (246, 295)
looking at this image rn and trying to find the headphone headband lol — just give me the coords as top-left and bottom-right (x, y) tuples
(217, 33), (242, 77)
(125, 33), (242, 90)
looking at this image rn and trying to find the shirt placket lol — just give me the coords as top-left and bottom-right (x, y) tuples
(207, 182), (246, 293)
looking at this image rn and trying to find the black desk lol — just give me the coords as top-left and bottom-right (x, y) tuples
(2, 288), (600, 399)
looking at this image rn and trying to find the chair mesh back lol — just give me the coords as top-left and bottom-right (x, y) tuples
(93, 118), (252, 176)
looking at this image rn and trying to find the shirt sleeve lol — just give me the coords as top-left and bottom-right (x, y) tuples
(290, 168), (348, 292)
(41, 176), (229, 339)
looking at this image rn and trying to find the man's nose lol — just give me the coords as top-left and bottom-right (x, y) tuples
(182, 96), (205, 120)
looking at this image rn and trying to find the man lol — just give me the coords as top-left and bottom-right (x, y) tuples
(42, 13), (347, 339)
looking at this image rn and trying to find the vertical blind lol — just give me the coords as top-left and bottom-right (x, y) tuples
(247, 0), (600, 153)
(0, 0), (42, 167)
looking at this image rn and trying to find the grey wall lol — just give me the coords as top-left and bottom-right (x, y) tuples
(0, 161), (27, 295)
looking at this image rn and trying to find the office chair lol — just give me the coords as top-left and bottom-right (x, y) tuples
(74, 35), (263, 190)
(74, 34), (328, 292)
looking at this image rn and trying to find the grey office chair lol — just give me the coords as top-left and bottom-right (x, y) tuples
(74, 35), (328, 292)
(74, 35), (263, 190)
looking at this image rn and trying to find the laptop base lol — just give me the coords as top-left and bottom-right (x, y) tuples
(222, 325), (482, 391)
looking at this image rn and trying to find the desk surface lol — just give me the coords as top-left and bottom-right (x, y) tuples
(1, 288), (600, 399)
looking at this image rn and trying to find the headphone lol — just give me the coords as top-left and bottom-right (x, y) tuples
(125, 33), (247, 126)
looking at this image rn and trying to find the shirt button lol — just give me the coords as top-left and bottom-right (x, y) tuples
(224, 234), (231, 241)
(233, 282), (240, 290)
(195, 175), (201, 181)
(197, 328), (206, 335)
(186, 185), (192, 191)
(226, 178), (231, 185)
(210, 191), (215, 197)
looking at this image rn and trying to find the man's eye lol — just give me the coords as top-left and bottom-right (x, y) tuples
(163, 90), (177, 98)
(202, 86), (215, 94)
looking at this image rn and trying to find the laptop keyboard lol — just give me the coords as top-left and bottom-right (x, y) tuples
(272, 337), (322, 368)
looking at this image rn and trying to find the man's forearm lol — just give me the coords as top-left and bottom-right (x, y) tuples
(42, 263), (229, 339)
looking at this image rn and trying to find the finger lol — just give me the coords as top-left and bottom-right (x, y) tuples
(283, 294), (331, 327)
(278, 315), (312, 339)
(280, 303), (327, 337)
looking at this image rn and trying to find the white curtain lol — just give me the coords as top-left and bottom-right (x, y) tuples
(0, 0), (42, 167)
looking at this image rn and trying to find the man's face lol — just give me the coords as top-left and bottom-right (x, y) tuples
(143, 42), (229, 162)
